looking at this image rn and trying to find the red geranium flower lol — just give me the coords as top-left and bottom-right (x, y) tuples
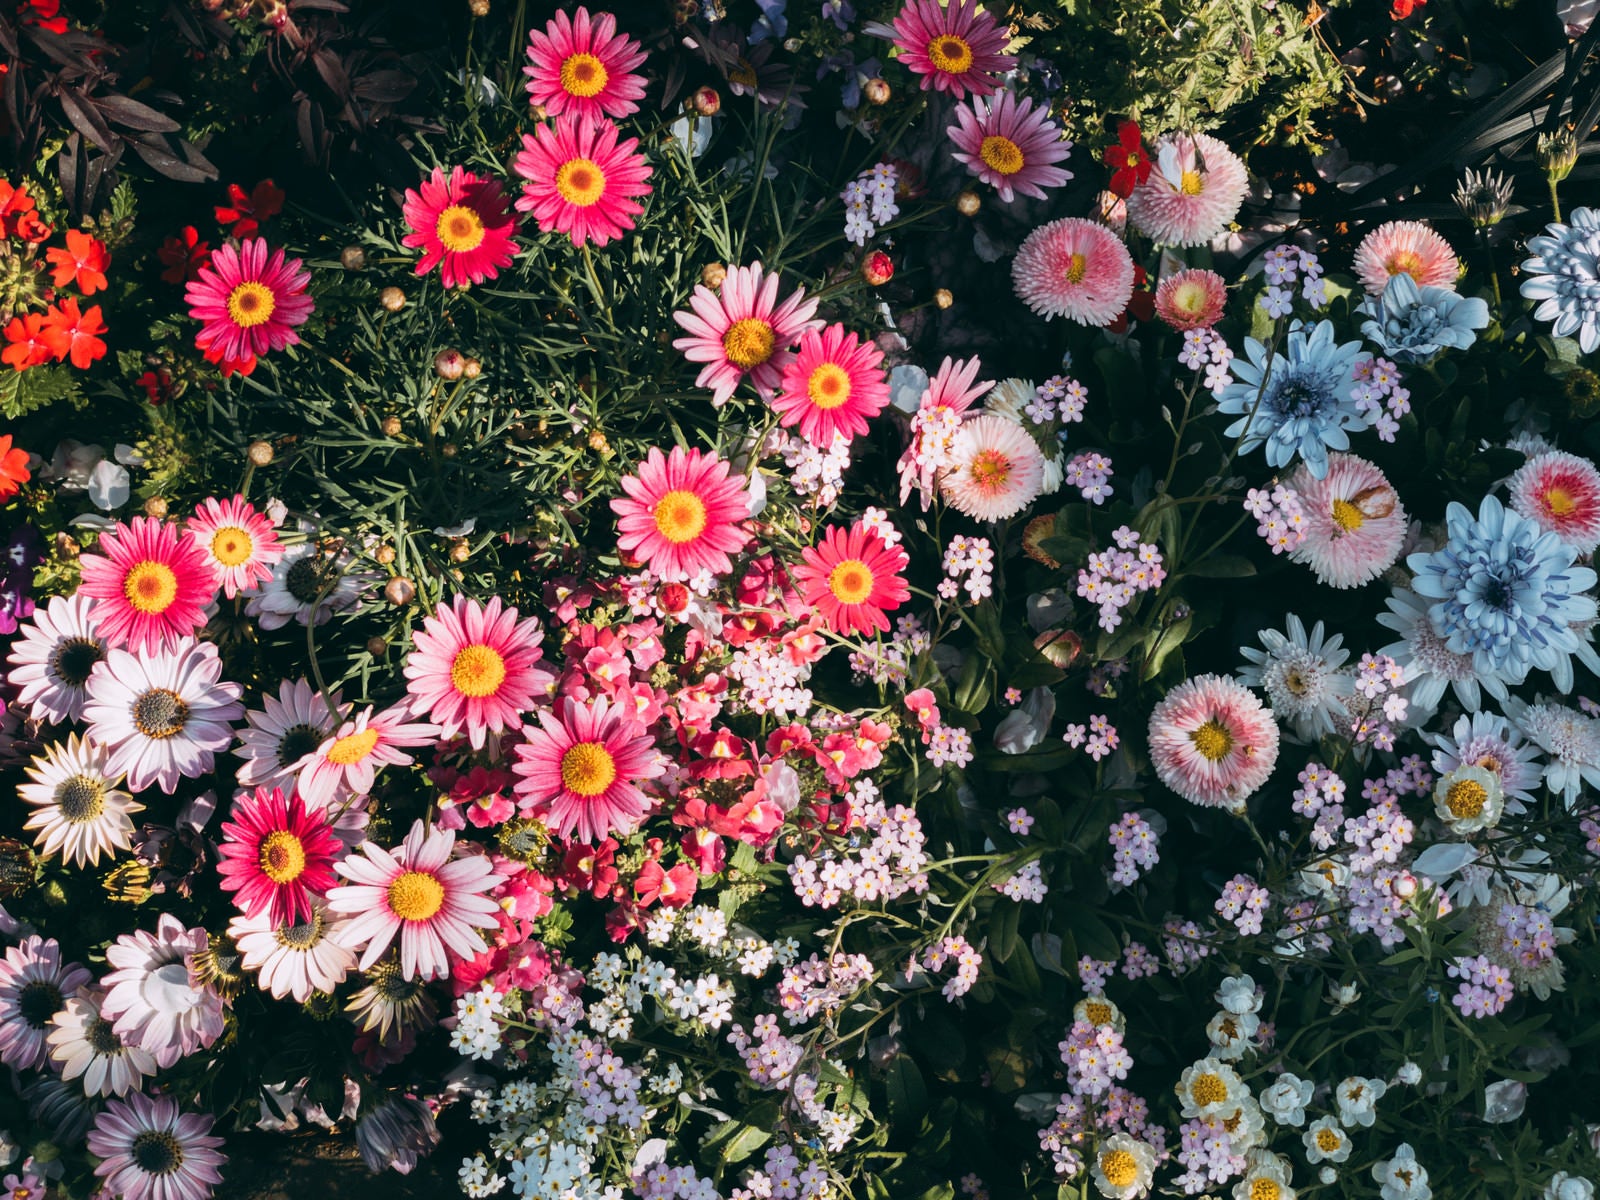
(20, 0), (68, 33)
(1391, 0), (1425, 15)
(158, 226), (212, 286)
(1104, 119), (1152, 199)
(39, 298), (107, 369)
(0, 434), (30, 503)
(0, 180), (49, 242)
(215, 179), (285, 239)
(46, 229), (110, 295)
(2, 312), (53, 371)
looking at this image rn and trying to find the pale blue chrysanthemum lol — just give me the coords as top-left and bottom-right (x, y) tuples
(1214, 320), (1369, 479)
(1236, 614), (1354, 741)
(1502, 696), (1600, 807)
(1358, 272), (1490, 364)
(1520, 206), (1600, 354)
(1406, 495), (1598, 695)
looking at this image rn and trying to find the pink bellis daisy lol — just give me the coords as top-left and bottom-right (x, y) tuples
(293, 703), (439, 809)
(326, 819), (504, 981)
(772, 323), (890, 445)
(19, 734), (142, 868)
(1285, 452), (1408, 589)
(512, 695), (666, 844)
(403, 594), (555, 749)
(523, 5), (648, 120)
(1155, 268), (1228, 331)
(941, 412), (1047, 521)
(228, 900), (357, 1003)
(217, 787), (342, 928)
(1352, 220), (1459, 296)
(87, 1092), (227, 1200)
(897, 355), (994, 509)
(1125, 132), (1249, 248)
(1507, 449), (1600, 555)
(186, 493), (284, 599)
(947, 91), (1073, 203)
(1148, 673), (1280, 811)
(512, 115), (653, 248)
(875, 0), (1016, 99)
(671, 261), (822, 406)
(401, 166), (518, 289)
(611, 445), (752, 582)
(0, 935), (92, 1071)
(100, 913), (226, 1068)
(5, 593), (106, 723)
(76, 516), (218, 653)
(793, 522), (912, 638)
(47, 986), (157, 1097)
(1012, 217), (1135, 326)
(184, 236), (313, 367)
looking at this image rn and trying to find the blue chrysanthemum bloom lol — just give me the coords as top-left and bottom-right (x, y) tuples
(1520, 206), (1600, 354)
(1358, 273), (1490, 364)
(1214, 320), (1369, 479)
(1407, 495), (1598, 695)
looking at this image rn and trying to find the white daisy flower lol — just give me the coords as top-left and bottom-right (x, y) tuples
(19, 734), (143, 867)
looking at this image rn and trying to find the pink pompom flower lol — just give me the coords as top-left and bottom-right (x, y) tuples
(1148, 674), (1279, 811)
(1352, 220), (1459, 296)
(1285, 453), (1408, 589)
(1154, 268), (1228, 331)
(1012, 217), (1135, 326)
(1507, 449), (1600, 555)
(1125, 132), (1248, 248)
(941, 413), (1046, 522)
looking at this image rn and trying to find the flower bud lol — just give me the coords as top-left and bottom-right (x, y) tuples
(863, 77), (890, 105)
(143, 497), (169, 520)
(434, 349), (465, 380)
(379, 286), (406, 312)
(441, 442), (459, 458)
(934, 288), (953, 309)
(1033, 629), (1082, 669)
(463, 357), (482, 379)
(374, 544), (396, 565)
(467, 0), (489, 14)
(862, 251), (894, 287)
(340, 245), (367, 271)
(701, 262), (727, 290)
(956, 190), (982, 217)
(1537, 130), (1579, 183)
(659, 582), (690, 615)
(450, 539), (471, 563)
(247, 440), (274, 467)
(385, 577), (417, 606)
(692, 86), (721, 117)
(381, 416), (402, 437)
(366, 636), (389, 657)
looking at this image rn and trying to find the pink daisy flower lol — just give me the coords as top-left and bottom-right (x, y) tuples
(101, 913), (225, 1068)
(326, 819), (504, 981)
(1352, 220), (1459, 296)
(773, 323), (890, 445)
(186, 493), (284, 599)
(184, 236), (314, 366)
(875, 0), (1016, 99)
(671, 261), (822, 406)
(1508, 449), (1600, 554)
(512, 115), (653, 248)
(1147, 673), (1279, 811)
(1155, 268), (1228, 331)
(76, 517), (218, 653)
(512, 695), (666, 844)
(1286, 453), (1408, 589)
(523, 6), (648, 121)
(401, 166), (519, 289)
(217, 786), (342, 928)
(403, 594), (555, 749)
(897, 355), (994, 508)
(87, 1092), (227, 1200)
(611, 445), (752, 582)
(0, 935), (92, 1071)
(1125, 133), (1249, 248)
(294, 703), (439, 808)
(947, 91), (1073, 203)
(793, 522), (912, 638)
(1012, 217), (1135, 326)
(941, 413), (1046, 521)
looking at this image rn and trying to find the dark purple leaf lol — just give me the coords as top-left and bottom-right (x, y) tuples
(57, 88), (117, 152)
(94, 93), (181, 133)
(129, 134), (216, 183)
(311, 48), (352, 101)
(290, 0), (351, 10)
(351, 69), (415, 104)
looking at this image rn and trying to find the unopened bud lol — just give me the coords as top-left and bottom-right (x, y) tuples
(385, 577), (416, 606)
(1537, 130), (1579, 183)
(374, 544), (396, 565)
(441, 443), (458, 458)
(143, 497), (169, 520)
(863, 77), (890, 106)
(1033, 629), (1083, 669)
(467, 0), (489, 14)
(956, 190), (981, 217)
(379, 286), (406, 312)
(701, 262), (726, 290)
(434, 349), (465, 380)
(692, 86), (721, 117)
(934, 288), (953, 309)
(340, 245), (366, 271)
(247, 440), (274, 466)
(381, 416), (402, 437)
(862, 251), (894, 287)
(450, 540), (471, 563)
(366, 636), (389, 657)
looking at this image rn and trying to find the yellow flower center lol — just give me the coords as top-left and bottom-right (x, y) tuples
(1083, 1000), (1114, 1025)
(807, 362), (853, 410)
(1331, 498), (1365, 532)
(1189, 719), (1233, 763)
(560, 51), (609, 98)
(560, 741), (618, 797)
(1100, 1149), (1138, 1189)
(969, 449), (1014, 492)
(1172, 279), (1210, 315)
(722, 318), (777, 369)
(227, 281), (277, 329)
(326, 727), (381, 766)
(1544, 485), (1577, 517)
(450, 644), (508, 698)
(652, 489), (709, 544)
(979, 135), (1024, 176)
(123, 560), (179, 615)
(827, 558), (875, 605)
(387, 870), (445, 921)
(210, 526), (254, 567)
(435, 204), (487, 253)
(927, 33), (974, 74)
(1251, 1179), (1282, 1200)
(1179, 169), (1205, 195)
(1064, 252), (1088, 285)
(258, 829), (307, 884)
(1446, 778), (1487, 819)
(555, 158), (607, 207)
(1384, 250), (1424, 280)
(1190, 1071), (1228, 1107)
(1316, 1128), (1343, 1152)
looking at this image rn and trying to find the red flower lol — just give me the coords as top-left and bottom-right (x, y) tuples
(633, 859), (697, 909)
(45, 229), (110, 295)
(862, 250), (894, 286)
(1103, 120), (1152, 199)
(157, 226), (211, 286)
(214, 179), (285, 239)
(0, 180), (49, 242)
(0, 434), (30, 503)
(136, 367), (174, 405)
(39, 298), (107, 369)
(19, 0), (67, 34)
(2, 312), (53, 371)
(1391, 0), (1425, 15)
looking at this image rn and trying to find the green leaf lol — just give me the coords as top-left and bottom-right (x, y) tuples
(886, 1055), (929, 1126)
(990, 898), (1022, 963)
(1181, 555), (1256, 579)
(0, 366), (84, 419)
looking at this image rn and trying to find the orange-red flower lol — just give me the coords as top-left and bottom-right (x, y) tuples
(0, 435), (30, 502)
(1103, 120), (1152, 200)
(46, 230), (110, 295)
(0, 180), (49, 242)
(2, 312), (53, 371)
(40, 299), (108, 369)
(20, 0), (68, 33)
(215, 180), (285, 239)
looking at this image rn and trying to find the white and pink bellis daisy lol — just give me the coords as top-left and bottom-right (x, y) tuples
(1507, 449), (1600, 555)
(1285, 453), (1408, 589)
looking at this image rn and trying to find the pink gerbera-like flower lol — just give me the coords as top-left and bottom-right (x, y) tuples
(0, 935), (92, 1071)
(1507, 449), (1600, 555)
(875, 0), (1016, 99)
(898, 355), (994, 509)
(1352, 220), (1459, 296)
(184, 237), (314, 365)
(512, 695), (666, 844)
(772, 323), (890, 445)
(87, 1091), (227, 1200)
(76, 517), (218, 653)
(101, 913), (226, 1069)
(1155, 268), (1228, 331)
(947, 91), (1072, 203)
(611, 445), (752, 582)
(217, 787), (342, 928)
(793, 522), (912, 638)
(1012, 218), (1135, 326)
(1148, 673), (1279, 811)
(1286, 453), (1408, 589)
(512, 115), (653, 248)
(403, 594), (555, 749)
(186, 494), (284, 599)
(941, 413), (1047, 521)
(401, 166), (518, 289)
(326, 819), (504, 981)
(1125, 132), (1249, 248)
(294, 703), (439, 808)
(671, 261), (822, 406)
(523, 5), (648, 121)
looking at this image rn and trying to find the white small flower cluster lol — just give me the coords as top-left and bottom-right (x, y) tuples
(782, 430), (852, 505)
(450, 985), (508, 1061)
(1207, 973), (1263, 1063)
(848, 612), (931, 686)
(726, 643), (815, 718)
(789, 788), (931, 908)
(841, 161), (899, 246)
(939, 534), (995, 601)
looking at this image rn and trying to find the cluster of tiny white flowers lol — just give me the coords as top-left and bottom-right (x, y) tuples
(450, 985), (508, 1061)
(783, 431), (852, 505)
(841, 161), (899, 246)
(726, 643), (815, 717)
(789, 791), (931, 908)
(939, 534), (995, 601)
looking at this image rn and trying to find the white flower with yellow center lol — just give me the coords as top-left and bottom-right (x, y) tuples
(1073, 994), (1126, 1034)
(1091, 1132), (1158, 1200)
(1217, 1096), (1269, 1152)
(1432, 764), (1505, 835)
(1335, 1075), (1387, 1127)
(1206, 1008), (1259, 1061)
(1304, 1116), (1352, 1164)
(1373, 1143), (1431, 1200)
(1233, 1152), (1296, 1200)
(1177, 1057), (1247, 1119)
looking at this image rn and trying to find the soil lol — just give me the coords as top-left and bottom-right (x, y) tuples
(213, 1130), (455, 1199)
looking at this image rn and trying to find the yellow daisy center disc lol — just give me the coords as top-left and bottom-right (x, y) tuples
(555, 158), (607, 207)
(450, 644), (508, 698)
(979, 135), (1024, 176)
(210, 526), (254, 567)
(387, 870), (445, 921)
(722, 318), (776, 369)
(807, 362), (853, 410)
(326, 727), (381, 766)
(653, 489), (709, 544)
(827, 558), (875, 605)
(1099, 1150), (1137, 1190)
(227, 281), (277, 329)
(259, 829), (307, 884)
(560, 52), (609, 98)
(1189, 720), (1233, 763)
(927, 33), (973, 73)
(436, 204), (487, 253)
(123, 560), (179, 615)
(560, 741), (618, 796)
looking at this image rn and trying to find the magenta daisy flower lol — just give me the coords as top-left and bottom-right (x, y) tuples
(875, 0), (1016, 99)
(401, 166), (519, 289)
(772, 323), (890, 445)
(76, 516), (218, 653)
(512, 695), (666, 844)
(186, 493), (284, 599)
(793, 522), (912, 638)
(1352, 220), (1458, 296)
(1507, 449), (1600, 555)
(5, 593), (106, 723)
(1285, 453), (1407, 589)
(101, 913), (225, 1068)
(941, 413), (1046, 521)
(326, 819), (504, 981)
(217, 787), (342, 928)
(523, 6), (648, 121)
(294, 703), (439, 808)
(1148, 673), (1279, 811)
(670, 261), (822, 406)
(184, 236), (314, 365)
(611, 445), (752, 582)
(1125, 132), (1248, 248)
(1155, 268), (1228, 331)
(947, 91), (1072, 203)
(87, 1092), (227, 1200)
(0, 935), (92, 1071)
(1012, 217), (1134, 326)
(512, 115), (653, 248)
(403, 594), (555, 749)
